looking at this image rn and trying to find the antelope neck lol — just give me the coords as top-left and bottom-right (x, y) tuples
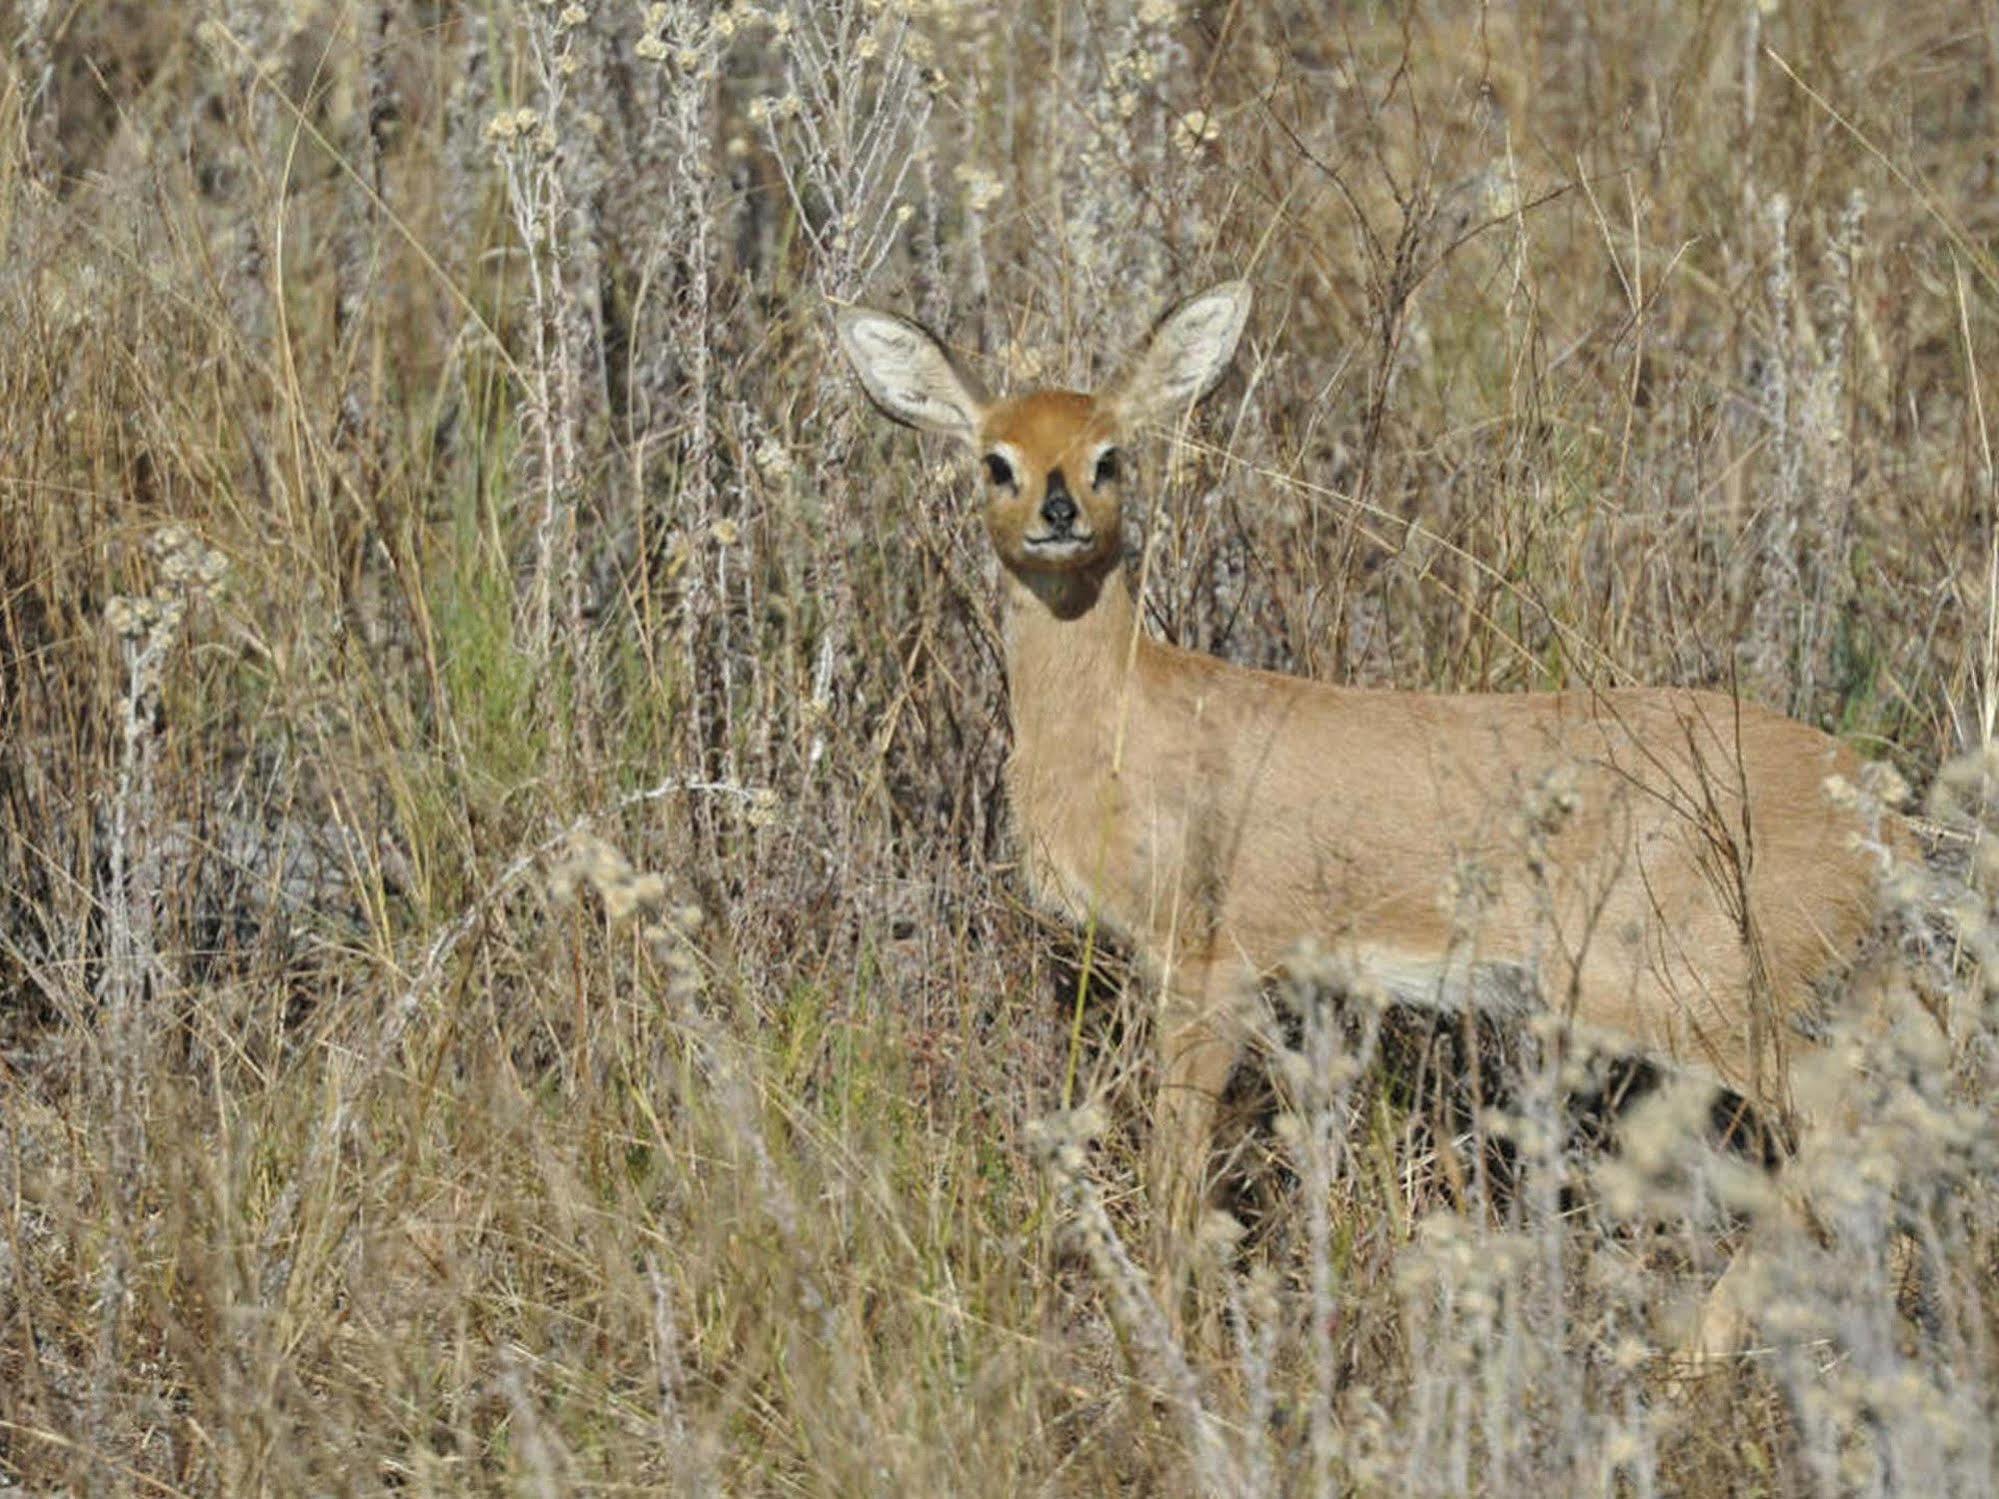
(1001, 560), (1141, 749)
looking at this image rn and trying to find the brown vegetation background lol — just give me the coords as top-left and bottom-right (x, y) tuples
(2, 0), (1997, 1492)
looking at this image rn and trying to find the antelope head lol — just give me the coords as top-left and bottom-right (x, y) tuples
(834, 284), (1252, 586)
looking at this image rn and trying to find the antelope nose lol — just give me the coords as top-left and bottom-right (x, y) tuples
(1040, 484), (1078, 533)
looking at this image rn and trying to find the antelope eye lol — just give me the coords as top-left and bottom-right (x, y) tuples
(1093, 448), (1121, 487)
(984, 453), (1016, 489)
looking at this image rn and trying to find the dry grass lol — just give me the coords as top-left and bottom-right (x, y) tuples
(3, 0), (1998, 1492)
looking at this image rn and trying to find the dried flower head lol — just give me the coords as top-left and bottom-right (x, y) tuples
(954, 163), (1005, 215)
(1172, 109), (1220, 158)
(148, 524), (229, 598)
(753, 437), (792, 479)
(550, 833), (671, 922)
(484, 108), (545, 149)
(105, 595), (155, 641)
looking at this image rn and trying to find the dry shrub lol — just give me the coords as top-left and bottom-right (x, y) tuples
(2, 1), (1997, 1493)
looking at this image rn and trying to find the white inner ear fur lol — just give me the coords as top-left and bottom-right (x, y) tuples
(835, 309), (987, 443)
(1112, 281), (1251, 422)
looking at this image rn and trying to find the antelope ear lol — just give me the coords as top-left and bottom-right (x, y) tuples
(834, 306), (989, 444)
(1105, 281), (1250, 423)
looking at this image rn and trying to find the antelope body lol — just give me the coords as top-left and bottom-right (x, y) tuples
(835, 283), (1890, 1327)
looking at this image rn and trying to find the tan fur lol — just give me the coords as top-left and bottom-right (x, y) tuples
(835, 288), (1898, 1338)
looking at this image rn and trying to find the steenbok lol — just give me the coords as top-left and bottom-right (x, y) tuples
(835, 281), (1898, 1348)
